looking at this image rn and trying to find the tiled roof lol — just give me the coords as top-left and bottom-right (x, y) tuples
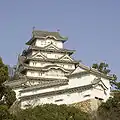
(25, 57), (79, 64)
(4, 78), (27, 88)
(27, 46), (75, 55)
(26, 76), (68, 81)
(21, 64), (72, 73)
(32, 30), (68, 40)
(4, 76), (68, 89)
(69, 63), (113, 80)
(20, 84), (93, 101)
(20, 79), (69, 92)
(26, 30), (68, 45)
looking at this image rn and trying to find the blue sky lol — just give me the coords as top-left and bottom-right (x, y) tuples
(0, 1), (119, 79)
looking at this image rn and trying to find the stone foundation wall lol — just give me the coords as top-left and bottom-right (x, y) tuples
(72, 98), (102, 114)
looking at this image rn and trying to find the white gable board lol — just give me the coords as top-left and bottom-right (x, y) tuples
(31, 52), (46, 59)
(59, 55), (74, 62)
(72, 66), (86, 74)
(44, 44), (59, 51)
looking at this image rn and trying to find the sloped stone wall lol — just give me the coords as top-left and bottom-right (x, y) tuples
(71, 98), (102, 114)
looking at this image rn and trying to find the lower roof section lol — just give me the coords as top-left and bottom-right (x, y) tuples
(20, 84), (93, 101)
(20, 79), (69, 93)
(21, 64), (72, 73)
(25, 57), (80, 64)
(27, 76), (68, 81)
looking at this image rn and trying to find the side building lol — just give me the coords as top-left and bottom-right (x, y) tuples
(5, 30), (112, 109)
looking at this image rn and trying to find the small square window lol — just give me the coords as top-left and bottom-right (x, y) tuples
(31, 71), (34, 75)
(33, 62), (36, 65)
(39, 72), (42, 76)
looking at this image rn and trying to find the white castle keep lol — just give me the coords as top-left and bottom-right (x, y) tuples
(6, 30), (112, 109)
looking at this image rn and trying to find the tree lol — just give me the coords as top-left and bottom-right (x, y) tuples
(92, 62), (111, 75)
(92, 62), (117, 87)
(0, 57), (9, 84)
(0, 57), (16, 119)
(15, 104), (91, 120)
(97, 92), (120, 120)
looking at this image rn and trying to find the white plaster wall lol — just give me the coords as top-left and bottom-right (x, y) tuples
(20, 69), (111, 109)
(69, 74), (93, 88)
(19, 84), (110, 109)
(58, 63), (75, 70)
(21, 89), (93, 109)
(27, 71), (38, 77)
(24, 73), (100, 98)
(20, 83), (69, 97)
(21, 85), (110, 109)
(26, 70), (67, 79)
(29, 61), (46, 67)
(42, 52), (63, 59)
(91, 87), (107, 101)
(35, 39), (63, 48)
(69, 74), (110, 99)
(31, 51), (64, 59)
(72, 67), (86, 74)
(29, 61), (75, 70)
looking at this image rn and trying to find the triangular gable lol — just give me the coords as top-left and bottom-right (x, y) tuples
(99, 80), (108, 90)
(59, 55), (74, 62)
(92, 78), (108, 90)
(72, 66), (86, 74)
(46, 36), (57, 40)
(31, 52), (47, 59)
(44, 43), (59, 51)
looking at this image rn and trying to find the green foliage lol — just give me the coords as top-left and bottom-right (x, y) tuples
(97, 92), (120, 120)
(0, 57), (9, 84)
(4, 86), (16, 108)
(0, 105), (16, 120)
(0, 57), (16, 120)
(15, 104), (91, 120)
(92, 62), (111, 75)
(92, 62), (118, 88)
(113, 81), (120, 90)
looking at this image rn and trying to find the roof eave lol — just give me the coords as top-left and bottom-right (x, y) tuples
(89, 68), (113, 80)
(73, 63), (113, 80)
(26, 35), (68, 45)
(26, 37), (36, 45)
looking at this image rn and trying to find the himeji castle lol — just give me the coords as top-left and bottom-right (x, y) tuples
(6, 30), (112, 109)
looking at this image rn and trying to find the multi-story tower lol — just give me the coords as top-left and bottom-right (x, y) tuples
(6, 30), (112, 109)
(18, 30), (79, 87)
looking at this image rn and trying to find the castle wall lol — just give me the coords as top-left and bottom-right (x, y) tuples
(69, 74), (93, 88)
(19, 73), (110, 106)
(69, 74), (111, 101)
(26, 70), (68, 79)
(29, 61), (75, 70)
(20, 84), (68, 97)
(35, 39), (63, 48)
(12, 30), (111, 110)
(21, 89), (93, 109)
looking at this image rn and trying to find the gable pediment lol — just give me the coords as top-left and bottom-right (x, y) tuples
(31, 52), (47, 59)
(59, 55), (74, 62)
(72, 66), (86, 74)
(44, 43), (59, 51)
(46, 36), (57, 40)
(92, 78), (108, 90)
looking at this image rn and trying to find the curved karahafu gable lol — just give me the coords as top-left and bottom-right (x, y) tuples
(22, 64), (71, 73)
